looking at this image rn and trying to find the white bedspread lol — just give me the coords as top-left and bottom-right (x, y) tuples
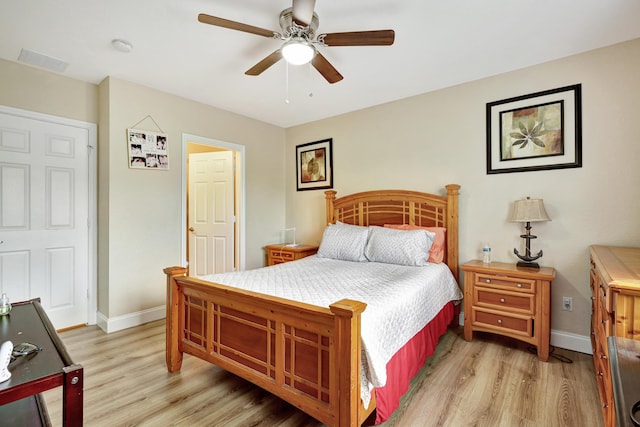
(200, 256), (462, 406)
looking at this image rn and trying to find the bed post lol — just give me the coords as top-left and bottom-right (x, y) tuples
(330, 299), (367, 427)
(164, 266), (187, 373)
(325, 190), (337, 225)
(445, 184), (460, 281)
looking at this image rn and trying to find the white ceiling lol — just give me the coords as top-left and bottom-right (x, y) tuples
(2, 0), (640, 128)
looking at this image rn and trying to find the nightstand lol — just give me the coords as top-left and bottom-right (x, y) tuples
(265, 244), (319, 266)
(460, 260), (556, 361)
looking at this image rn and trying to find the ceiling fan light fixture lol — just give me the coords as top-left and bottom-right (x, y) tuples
(281, 38), (314, 65)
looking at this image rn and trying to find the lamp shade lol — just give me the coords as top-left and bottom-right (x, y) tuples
(281, 38), (315, 65)
(509, 197), (551, 222)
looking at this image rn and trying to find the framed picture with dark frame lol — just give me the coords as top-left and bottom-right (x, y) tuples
(296, 138), (333, 191)
(486, 84), (582, 174)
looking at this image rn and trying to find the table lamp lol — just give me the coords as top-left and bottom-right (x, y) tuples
(509, 197), (551, 268)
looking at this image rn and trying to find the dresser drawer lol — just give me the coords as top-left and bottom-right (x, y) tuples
(473, 272), (535, 293)
(598, 295), (613, 337)
(591, 257), (614, 314)
(474, 287), (534, 314)
(471, 307), (533, 337)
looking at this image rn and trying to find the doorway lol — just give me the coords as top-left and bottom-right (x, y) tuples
(182, 134), (245, 273)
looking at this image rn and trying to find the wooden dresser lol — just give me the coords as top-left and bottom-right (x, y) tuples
(265, 244), (319, 266)
(461, 260), (555, 361)
(590, 245), (640, 427)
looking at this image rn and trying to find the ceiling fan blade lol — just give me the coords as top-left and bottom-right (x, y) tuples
(311, 52), (343, 84)
(321, 30), (395, 46)
(198, 13), (276, 38)
(245, 50), (283, 76)
(292, 0), (316, 26)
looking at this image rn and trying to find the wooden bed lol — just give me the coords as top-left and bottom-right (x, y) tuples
(164, 184), (460, 426)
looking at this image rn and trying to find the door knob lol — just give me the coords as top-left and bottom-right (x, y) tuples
(188, 227), (195, 232)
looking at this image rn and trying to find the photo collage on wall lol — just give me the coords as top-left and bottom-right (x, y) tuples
(127, 128), (169, 170)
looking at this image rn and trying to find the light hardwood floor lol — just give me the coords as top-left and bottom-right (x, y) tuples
(43, 321), (603, 427)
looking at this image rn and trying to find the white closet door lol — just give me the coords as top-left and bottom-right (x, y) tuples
(0, 111), (89, 329)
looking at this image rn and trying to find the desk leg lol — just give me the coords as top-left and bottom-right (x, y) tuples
(63, 364), (84, 426)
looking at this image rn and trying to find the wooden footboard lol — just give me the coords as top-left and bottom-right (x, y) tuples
(165, 266), (373, 427)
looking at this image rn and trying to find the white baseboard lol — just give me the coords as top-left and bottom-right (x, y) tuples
(96, 305), (166, 333)
(458, 312), (592, 355)
(551, 329), (593, 355)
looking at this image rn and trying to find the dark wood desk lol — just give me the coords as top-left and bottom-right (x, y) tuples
(0, 299), (83, 426)
(609, 336), (640, 427)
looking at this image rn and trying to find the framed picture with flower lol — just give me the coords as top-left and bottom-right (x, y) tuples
(296, 138), (333, 191)
(486, 84), (582, 174)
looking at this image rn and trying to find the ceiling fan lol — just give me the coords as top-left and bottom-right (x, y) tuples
(198, 0), (395, 84)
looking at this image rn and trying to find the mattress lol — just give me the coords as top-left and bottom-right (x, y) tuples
(200, 255), (463, 407)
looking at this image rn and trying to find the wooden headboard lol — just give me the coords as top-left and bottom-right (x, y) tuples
(324, 185), (460, 280)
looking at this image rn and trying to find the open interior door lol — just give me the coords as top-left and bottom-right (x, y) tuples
(187, 151), (235, 275)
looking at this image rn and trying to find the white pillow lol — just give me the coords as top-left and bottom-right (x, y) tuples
(317, 222), (369, 262)
(364, 226), (435, 266)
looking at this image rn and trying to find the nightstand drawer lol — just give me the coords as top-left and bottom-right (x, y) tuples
(268, 249), (294, 262)
(472, 307), (533, 337)
(265, 244), (319, 266)
(474, 272), (535, 293)
(474, 287), (534, 314)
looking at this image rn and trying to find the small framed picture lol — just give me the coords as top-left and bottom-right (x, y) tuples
(296, 138), (333, 191)
(486, 84), (582, 174)
(127, 128), (169, 170)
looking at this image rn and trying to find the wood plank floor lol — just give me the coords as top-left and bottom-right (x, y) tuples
(42, 321), (603, 427)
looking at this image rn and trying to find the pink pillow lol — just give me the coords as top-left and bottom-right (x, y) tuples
(384, 224), (446, 264)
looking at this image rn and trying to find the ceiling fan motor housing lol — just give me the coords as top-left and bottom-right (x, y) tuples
(279, 7), (319, 41)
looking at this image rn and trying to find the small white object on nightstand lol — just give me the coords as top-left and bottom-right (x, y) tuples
(0, 340), (13, 383)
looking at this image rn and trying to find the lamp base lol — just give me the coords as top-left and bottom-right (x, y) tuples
(516, 260), (540, 269)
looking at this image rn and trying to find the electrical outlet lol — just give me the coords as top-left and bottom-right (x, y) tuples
(562, 297), (573, 311)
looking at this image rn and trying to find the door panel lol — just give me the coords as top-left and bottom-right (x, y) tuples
(188, 151), (235, 275)
(0, 111), (89, 329)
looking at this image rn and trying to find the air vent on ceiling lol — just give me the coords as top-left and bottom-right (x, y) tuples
(18, 48), (69, 73)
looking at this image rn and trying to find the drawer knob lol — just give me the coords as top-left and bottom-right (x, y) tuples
(500, 298), (505, 303)
(600, 353), (608, 360)
(517, 283), (523, 288)
(485, 279), (491, 283)
(497, 319), (503, 325)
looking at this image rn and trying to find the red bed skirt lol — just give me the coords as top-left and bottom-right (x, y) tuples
(373, 301), (455, 424)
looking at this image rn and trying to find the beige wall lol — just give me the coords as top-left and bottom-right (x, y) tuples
(285, 38), (640, 343)
(100, 77), (285, 321)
